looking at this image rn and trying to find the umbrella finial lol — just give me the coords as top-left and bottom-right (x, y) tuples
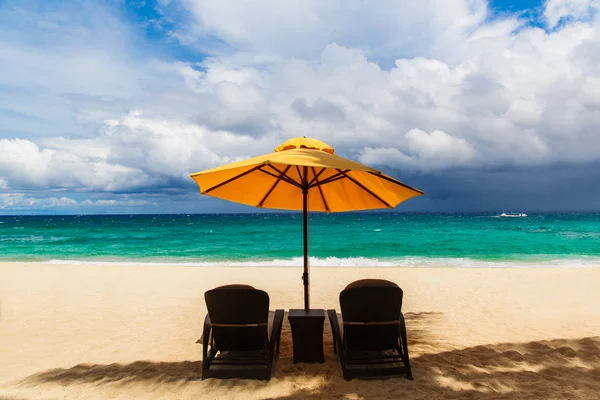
(275, 137), (335, 154)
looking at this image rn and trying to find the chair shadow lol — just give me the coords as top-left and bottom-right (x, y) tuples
(17, 311), (436, 388)
(18, 311), (600, 399)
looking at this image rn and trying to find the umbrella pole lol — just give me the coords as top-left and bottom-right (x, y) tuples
(302, 170), (310, 310)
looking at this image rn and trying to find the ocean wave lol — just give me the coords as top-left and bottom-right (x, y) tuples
(559, 231), (600, 239)
(39, 256), (600, 268)
(0, 235), (70, 243)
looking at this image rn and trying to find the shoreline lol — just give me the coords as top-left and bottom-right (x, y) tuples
(1, 262), (599, 399)
(3, 255), (600, 268)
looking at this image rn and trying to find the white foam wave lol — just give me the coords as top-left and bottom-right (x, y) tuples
(41, 256), (600, 268)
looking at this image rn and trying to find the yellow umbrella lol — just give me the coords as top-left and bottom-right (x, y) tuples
(190, 137), (424, 309)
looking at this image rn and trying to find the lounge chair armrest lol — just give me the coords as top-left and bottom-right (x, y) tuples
(327, 309), (342, 354)
(269, 309), (285, 357)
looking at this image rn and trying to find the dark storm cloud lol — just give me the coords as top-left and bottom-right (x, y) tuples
(389, 163), (600, 212)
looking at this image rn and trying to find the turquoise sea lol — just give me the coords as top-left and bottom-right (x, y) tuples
(1, 213), (600, 267)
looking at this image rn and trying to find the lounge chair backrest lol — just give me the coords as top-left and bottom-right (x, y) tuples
(205, 284), (270, 351)
(340, 279), (403, 351)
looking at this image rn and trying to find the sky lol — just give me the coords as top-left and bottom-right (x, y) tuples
(1, 0), (600, 214)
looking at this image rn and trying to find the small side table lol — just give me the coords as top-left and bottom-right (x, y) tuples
(288, 309), (326, 363)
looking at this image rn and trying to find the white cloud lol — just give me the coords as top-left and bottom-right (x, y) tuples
(0, 111), (275, 191)
(80, 199), (152, 207)
(0, 1), (204, 141)
(504, 99), (544, 128)
(545, 0), (600, 28)
(0, 137), (150, 192)
(174, 0), (490, 63)
(0, 193), (77, 209)
(2, 0), (600, 202)
(404, 129), (476, 166)
(0, 193), (155, 210)
(359, 129), (476, 170)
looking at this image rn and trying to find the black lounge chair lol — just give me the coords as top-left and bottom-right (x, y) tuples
(201, 284), (284, 381)
(327, 279), (413, 380)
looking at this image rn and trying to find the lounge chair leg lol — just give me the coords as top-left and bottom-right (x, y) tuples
(401, 342), (413, 380)
(332, 333), (337, 354)
(327, 309), (339, 354)
(342, 368), (351, 381)
(398, 314), (413, 380)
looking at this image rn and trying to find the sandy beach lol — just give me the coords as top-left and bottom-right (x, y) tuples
(0, 262), (599, 399)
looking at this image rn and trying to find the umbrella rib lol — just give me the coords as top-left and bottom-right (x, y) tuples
(307, 167), (326, 186)
(203, 164), (264, 194)
(295, 165), (306, 187)
(336, 169), (393, 208)
(258, 165), (291, 207)
(366, 171), (424, 194)
(312, 175), (345, 187)
(260, 165), (302, 188)
(259, 168), (296, 187)
(310, 170), (350, 188)
(265, 164), (302, 187)
(311, 167), (329, 212)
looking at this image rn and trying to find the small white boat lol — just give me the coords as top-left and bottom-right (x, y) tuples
(499, 212), (528, 218)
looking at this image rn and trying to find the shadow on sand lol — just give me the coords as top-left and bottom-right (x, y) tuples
(18, 312), (600, 399)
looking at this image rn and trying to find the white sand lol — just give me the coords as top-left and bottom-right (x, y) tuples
(0, 262), (599, 399)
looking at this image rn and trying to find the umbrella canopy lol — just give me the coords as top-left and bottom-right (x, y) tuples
(190, 137), (424, 309)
